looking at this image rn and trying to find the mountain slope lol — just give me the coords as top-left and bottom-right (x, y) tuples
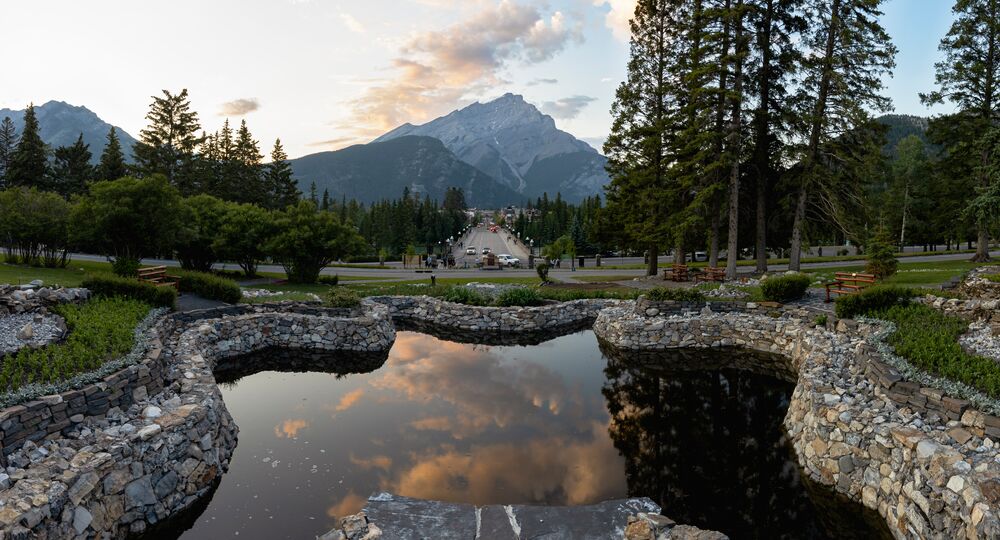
(0, 101), (138, 163)
(289, 136), (522, 206)
(375, 93), (609, 202)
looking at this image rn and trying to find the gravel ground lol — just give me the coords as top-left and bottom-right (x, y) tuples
(0, 313), (65, 356)
(961, 321), (1000, 362)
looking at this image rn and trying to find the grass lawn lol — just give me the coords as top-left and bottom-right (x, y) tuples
(0, 257), (113, 287)
(573, 274), (642, 282)
(597, 249), (983, 270)
(804, 259), (985, 288)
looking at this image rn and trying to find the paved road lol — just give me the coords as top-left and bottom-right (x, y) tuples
(64, 248), (999, 284)
(452, 226), (530, 267)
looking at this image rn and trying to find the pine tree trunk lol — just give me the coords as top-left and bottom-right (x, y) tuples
(725, 1), (747, 281)
(647, 243), (659, 276)
(709, 204), (720, 268)
(789, 188), (808, 271)
(974, 226), (991, 262)
(753, 0), (775, 275)
(755, 182), (767, 272)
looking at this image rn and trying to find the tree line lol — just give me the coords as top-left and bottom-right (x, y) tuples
(603, 0), (1000, 277)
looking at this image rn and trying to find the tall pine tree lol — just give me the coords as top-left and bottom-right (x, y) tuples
(265, 138), (300, 209)
(95, 127), (128, 181)
(921, 0), (1000, 261)
(786, 0), (896, 270)
(0, 116), (17, 187)
(232, 120), (265, 204)
(7, 104), (49, 189)
(51, 134), (93, 197)
(133, 89), (204, 194)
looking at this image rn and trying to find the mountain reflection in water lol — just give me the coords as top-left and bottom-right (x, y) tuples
(157, 331), (889, 540)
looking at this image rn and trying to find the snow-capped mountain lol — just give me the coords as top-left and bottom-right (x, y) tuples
(373, 93), (609, 202)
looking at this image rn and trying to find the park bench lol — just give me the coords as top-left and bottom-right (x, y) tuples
(825, 272), (876, 302)
(663, 264), (689, 282)
(137, 266), (179, 289)
(696, 267), (726, 283)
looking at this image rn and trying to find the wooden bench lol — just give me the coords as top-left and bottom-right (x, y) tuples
(696, 267), (726, 283)
(137, 266), (179, 289)
(825, 272), (876, 302)
(662, 264), (689, 282)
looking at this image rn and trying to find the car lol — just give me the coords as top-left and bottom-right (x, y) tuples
(497, 254), (520, 267)
(466, 247), (476, 255)
(694, 251), (708, 262)
(481, 247), (491, 254)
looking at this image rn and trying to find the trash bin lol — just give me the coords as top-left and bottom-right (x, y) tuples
(578, 256), (585, 268)
(596, 254), (601, 267)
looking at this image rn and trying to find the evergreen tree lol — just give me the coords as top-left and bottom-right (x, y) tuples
(745, 0), (807, 271)
(51, 134), (93, 197)
(604, 0), (684, 276)
(309, 181), (318, 204)
(0, 116), (17, 187)
(232, 119), (265, 204)
(95, 127), (128, 181)
(321, 189), (331, 211)
(7, 104), (49, 189)
(133, 89), (204, 194)
(921, 0), (1000, 261)
(724, 0), (750, 280)
(786, 0), (896, 270)
(264, 138), (300, 209)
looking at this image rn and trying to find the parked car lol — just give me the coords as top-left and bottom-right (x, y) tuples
(496, 254), (520, 267)
(694, 251), (708, 262)
(466, 247), (476, 255)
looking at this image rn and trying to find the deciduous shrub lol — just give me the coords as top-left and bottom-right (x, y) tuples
(759, 273), (811, 302)
(0, 187), (72, 268)
(318, 274), (340, 286)
(834, 286), (917, 319)
(266, 201), (367, 283)
(440, 286), (490, 306)
(326, 287), (361, 308)
(493, 287), (545, 307)
(172, 269), (242, 304)
(81, 272), (177, 308)
(646, 287), (706, 302)
(0, 297), (152, 392)
(865, 229), (898, 279)
(536, 262), (551, 282)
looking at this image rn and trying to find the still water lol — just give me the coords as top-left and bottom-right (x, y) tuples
(156, 330), (890, 540)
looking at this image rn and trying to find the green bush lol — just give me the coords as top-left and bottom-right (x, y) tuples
(326, 287), (361, 308)
(493, 287), (545, 307)
(318, 274), (340, 286)
(81, 272), (177, 308)
(440, 286), (490, 306)
(759, 273), (812, 302)
(646, 287), (705, 302)
(111, 257), (140, 278)
(536, 262), (551, 282)
(0, 297), (152, 393)
(865, 229), (898, 279)
(171, 269), (242, 304)
(880, 304), (1000, 398)
(834, 285), (917, 319)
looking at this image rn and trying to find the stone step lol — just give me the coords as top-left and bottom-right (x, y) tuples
(357, 493), (662, 539)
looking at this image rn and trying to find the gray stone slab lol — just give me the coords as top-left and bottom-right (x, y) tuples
(364, 493), (477, 540)
(510, 498), (661, 540)
(478, 505), (517, 539)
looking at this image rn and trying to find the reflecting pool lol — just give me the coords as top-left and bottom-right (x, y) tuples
(155, 330), (890, 540)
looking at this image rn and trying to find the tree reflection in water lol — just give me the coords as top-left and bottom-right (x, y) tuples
(601, 347), (892, 540)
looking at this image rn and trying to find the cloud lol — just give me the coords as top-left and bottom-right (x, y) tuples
(339, 13), (365, 33)
(341, 0), (584, 141)
(527, 77), (559, 86)
(593, 0), (636, 42)
(334, 388), (366, 412)
(307, 136), (359, 150)
(273, 418), (309, 439)
(540, 95), (597, 119)
(327, 492), (367, 520)
(218, 98), (260, 116)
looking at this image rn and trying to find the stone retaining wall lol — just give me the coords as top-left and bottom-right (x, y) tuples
(0, 285), (89, 316)
(958, 266), (1000, 300)
(0, 301), (395, 537)
(369, 295), (620, 336)
(594, 306), (1000, 539)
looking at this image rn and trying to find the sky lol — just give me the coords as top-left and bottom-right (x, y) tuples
(2, 0), (958, 159)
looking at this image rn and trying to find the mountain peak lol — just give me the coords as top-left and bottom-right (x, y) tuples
(0, 101), (138, 163)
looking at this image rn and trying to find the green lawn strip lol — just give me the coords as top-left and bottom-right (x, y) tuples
(243, 291), (322, 304)
(572, 274), (643, 282)
(597, 249), (982, 270)
(873, 304), (1000, 399)
(0, 257), (114, 287)
(0, 297), (151, 393)
(805, 260), (984, 288)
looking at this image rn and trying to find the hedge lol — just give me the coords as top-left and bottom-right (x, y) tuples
(171, 269), (242, 304)
(493, 287), (545, 307)
(646, 287), (705, 302)
(834, 286), (917, 319)
(326, 287), (361, 308)
(759, 273), (811, 302)
(81, 272), (177, 308)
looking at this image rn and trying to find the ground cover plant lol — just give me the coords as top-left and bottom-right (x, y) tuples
(759, 273), (811, 302)
(645, 287), (706, 302)
(0, 297), (152, 393)
(326, 287), (362, 308)
(81, 272), (177, 308)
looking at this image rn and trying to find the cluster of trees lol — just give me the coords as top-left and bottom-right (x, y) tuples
(0, 108), (129, 197)
(0, 178), (365, 283)
(508, 194), (605, 255)
(604, 0), (1000, 277)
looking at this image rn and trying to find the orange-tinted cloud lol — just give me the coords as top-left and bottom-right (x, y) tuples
(334, 388), (366, 412)
(327, 492), (367, 519)
(274, 418), (309, 439)
(341, 0), (583, 140)
(350, 454), (393, 471)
